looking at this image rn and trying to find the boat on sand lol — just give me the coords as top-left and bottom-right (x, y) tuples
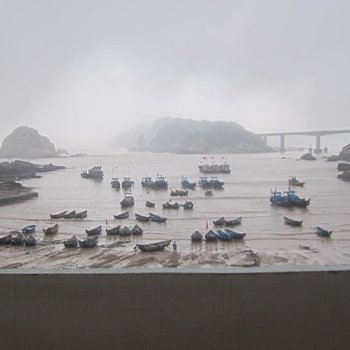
(136, 240), (172, 252)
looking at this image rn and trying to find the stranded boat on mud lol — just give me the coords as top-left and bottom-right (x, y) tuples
(284, 216), (303, 226)
(270, 189), (310, 208)
(136, 239), (172, 252)
(63, 235), (78, 248)
(22, 225), (36, 234)
(43, 224), (59, 234)
(315, 226), (332, 237)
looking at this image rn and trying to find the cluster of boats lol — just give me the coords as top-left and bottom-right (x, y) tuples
(50, 210), (87, 219)
(191, 228), (246, 242)
(114, 211), (167, 223)
(198, 176), (224, 189)
(198, 159), (231, 174)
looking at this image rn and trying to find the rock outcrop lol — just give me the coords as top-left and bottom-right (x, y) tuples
(0, 126), (57, 158)
(300, 152), (316, 161)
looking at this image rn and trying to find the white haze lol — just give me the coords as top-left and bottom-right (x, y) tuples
(0, 0), (349, 151)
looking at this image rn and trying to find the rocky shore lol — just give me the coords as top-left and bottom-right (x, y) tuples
(0, 181), (38, 205)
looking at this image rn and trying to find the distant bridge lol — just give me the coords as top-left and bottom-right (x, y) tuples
(256, 129), (350, 153)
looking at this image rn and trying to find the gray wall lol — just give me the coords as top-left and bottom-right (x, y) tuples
(0, 267), (349, 350)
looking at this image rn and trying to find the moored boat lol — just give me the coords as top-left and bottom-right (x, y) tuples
(22, 224), (36, 234)
(11, 233), (24, 246)
(315, 226), (332, 237)
(182, 201), (194, 210)
(141, 176), (153, 188)
(181, 176), (197, 189)
(145, 200), (155, 208)
(224, 217), (242, 226)
(63, 235), (78, 248)
(119, 226), (131, 236)
(75, 210), (87, 219)
(210, 176), (224, 189)
(111, 177), (121, 189)
(270, 189), (310, 208)
(114, 211), (129, 220)
(170, 189), (188, 196)
(205, 190), (213, 196)
(224, 228), (246, 240)
(149, 213), (167, 223)
(120, 193), (134, 208)
(284, 216), (303, 226)
(136, 239), (172, 252)
(162, 202), (179, 209)
(205, 230), (218, 241)
(191, 231), (203, 241)
(213, 217), (225, 226)
(216, 230), (231, 241)
(85, 225), (102, 235)
(121, 177), (134, 189)
(81, 166), (104, 179)
(0, 233), (12, 245)
(135, 213), (150, 222)
(50, 210), (67, 219)
(79, 236), (98, 248)
(132, 224), (143, 235)
(24, 234), (37, 246)
(106, 225), (120, 235)
(43, 223), (59, 234)
(289, 176), (305, 187)
(64, 210), (76, 219)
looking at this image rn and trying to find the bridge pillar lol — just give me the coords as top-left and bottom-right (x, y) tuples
(315, 135), (322, 154)
(263, 135), (267, 146)
(280, 135), (285, 152)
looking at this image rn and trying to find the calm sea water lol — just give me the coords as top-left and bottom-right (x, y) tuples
(0, 151), (349, 258)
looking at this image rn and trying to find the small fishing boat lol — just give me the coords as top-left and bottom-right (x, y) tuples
(75, 210), (87, 219)
(11, 233), (24, 246)
(43, 223), (59, 234)
(224, 217), (242, 226)
(213, 217), (225, 226)
(210, 176), (224, 189)
(217, 230), (232, 241)
(198, 176), (212, 188)
(81, 166), (104, 179)
(50, 210), (67, 219)
(106, 225), (120, 235)
(63, 235), (78, 248)
(79, 236), (98, 248)
(149, 213), (167, 223)
(191, 231), (203, 241)
(114, 211), (129, 220)
(111, 177), (121, 189)
(182, 201), (193, 210)
(0, 233), (12, 245)
(132, 224), (143, 235)
(315, 226), (332, 237)
(170, 189), (188, 196)
(120, 193), (134, 208)
(145, 200), (155, 208)
(205, 230), (218, 241)
(284, 216), (303, 226)
(136, 239), (172, 252)
(22, 224), (36, 234)
(289, 176), (305, 187)
(24, 234), (37, 246)
(119, 226), (131, 236)
(135, 213), (150, 222)
(150, 175), (168, 189)
(181, 176), (197, 189)
(224, 229), (246, 240)
(121, 177), (134, 189)
(270, 190), (310, 207)
(141, 176), (153, 188)
(205, 190), (213, 196)
(64, 210), (76, 219)
(162, 202), (179, 209)
(85, 225), (102, 235)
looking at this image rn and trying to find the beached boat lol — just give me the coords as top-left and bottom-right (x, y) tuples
(81, 166), (104, 179)
(75, 210), (87, 219)
(121, 177), (134, 190)
(63, 235), (78, 248)
(224, 228), (246, 240)
(315, 226), (332, 237)
(217, 230), (232, 241)
(119, 226), (131, 236)
(132, 224), (143, 235)
(43, 223), (59, 234)
(22, 224), (36, 234)
(213, 217), (225, 226)
(224, 217), (242, 226)
(191, 231), (203, 241)
(24, 234), (37, 246)
(11, 233), (24, 245)
(289, 176), (305, 187)
(182, 201), (194, 210)
(181, 176), (197, 189)
(205, 230), (218, 241)
(149, 213), (167, 223)
(170, 189), (188, 196)
(64, 210), (76, 219)
(106, 225), (120, 235)
(79, 236), (98, 248)
(135, 213), (150, 222)
(85, 225), (102, 235)
(136, 239), (172, 252)
(50, 210), (67, 219)
(0, 233), (12, 245)
(284, 216), (303, 226)
(145, 200), (155, 208)
(111, 177), (121, 189)
(120, 193), (134, 208)
(162, 202), (179, 209)
(114, 211), (129, 220)
(270, 190), (310, 207)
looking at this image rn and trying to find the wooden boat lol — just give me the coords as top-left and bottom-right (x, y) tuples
(136, 239), (172, 252)
(119, 226), (131, 236)
(213, 217), (225, 226)
(50, 210), (67, 219)
(217, 230), (231, 241)
(11, 233), (24, 246)
(63, 235), (78, 248)
(132, 224), (143, 235)
(0, 233), (12, 245)
(145, 200), (155, 208)
(182, 201), (194, 210)
(111, 177), (120, 189)
(170, 189), (188, 196)
(162, 202), (179, 209)
(114, 211), (129, 220)
(224, 229), (246, 240)
(149, 213), (167, 223)
(79, 236), (98, 248)
(135, 213), (150, 222)
(120, 193), (134, 208)
(106, 225), (120, 235)
(85, 225), (102, 235)
(22, 224), (36, 234)
(284, 216), (303, 226)
(43, 223), (59, 234)
(315, 226), (332, 237)
(24, 234), (37, 246)
(224, 217), (242, 226)
(75, 210), (87, 219)
(191, 231), (203, 241)
(289, 176), (305, 187)
(205, 230), (218, 242)
(64, 210), (76, 219)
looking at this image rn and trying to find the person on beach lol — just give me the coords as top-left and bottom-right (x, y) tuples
(173, 241), (177, 252)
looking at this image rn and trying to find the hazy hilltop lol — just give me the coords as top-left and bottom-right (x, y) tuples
(113, 118), (271, 154)
(0, 126), (58, 158)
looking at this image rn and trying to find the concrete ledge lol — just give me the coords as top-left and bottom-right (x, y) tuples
(1, 266), (350, 350)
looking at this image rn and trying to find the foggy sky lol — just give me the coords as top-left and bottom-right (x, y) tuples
(0, 0), (349, 150)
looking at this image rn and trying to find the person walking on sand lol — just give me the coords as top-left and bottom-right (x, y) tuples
(173, 240), (177, 252)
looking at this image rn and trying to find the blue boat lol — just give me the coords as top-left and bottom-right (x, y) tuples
(216, 230), (231, 241)
(22, 224), (36, 234)
(224, 229), (246, 240)
(224, 217), (242, 226)
(315, 226), (332, 237)
(181, 176), (197, 189)
(270, 190), (310, 207)
(205, 230), (218, 241)
(191, 231), (203, 241)
(149, 213), (167, 223)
